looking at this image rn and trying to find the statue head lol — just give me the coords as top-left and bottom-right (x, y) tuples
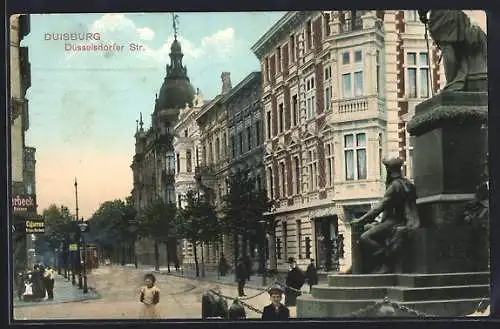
(383, 157), (404, 183)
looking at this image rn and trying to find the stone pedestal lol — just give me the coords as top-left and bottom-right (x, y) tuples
(407, 91), (488, 227)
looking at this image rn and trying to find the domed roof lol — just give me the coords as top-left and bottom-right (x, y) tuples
(157, 38), (196, 110)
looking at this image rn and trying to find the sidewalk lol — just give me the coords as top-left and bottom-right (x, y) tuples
(160, 268), (311, 294)
(14, 274), (101, 308)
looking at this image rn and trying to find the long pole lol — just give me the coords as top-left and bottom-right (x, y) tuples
(82, 220), (88, 294)
(424, 23), (435, 97)
(75, 178), (82, 288)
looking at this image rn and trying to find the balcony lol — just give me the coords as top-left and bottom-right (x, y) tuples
(340, 18), (363, 33)
(194, 165), (217, 188)
(330, 96), (385, 124)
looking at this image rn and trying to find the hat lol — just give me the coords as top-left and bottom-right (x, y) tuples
(268, 285), (284, 295)
(382, 157), (404, 172)
(287, 257), (295, 264)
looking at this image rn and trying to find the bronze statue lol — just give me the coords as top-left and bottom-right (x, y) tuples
(418, 10), (487, 92)
(351, 158), (420, 274)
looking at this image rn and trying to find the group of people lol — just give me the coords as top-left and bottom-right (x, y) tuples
(17, 264), (56, 302)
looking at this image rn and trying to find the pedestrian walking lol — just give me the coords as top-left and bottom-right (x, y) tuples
(139, 273), (160, 319)
(174, 258), (180, 272)
(262, 285), (290, 320)
(218, 253), (228, 276)
(32, 264), (46, 301)
(284, 257), (305, 307)
(235, 258), (247, 297)
(305, 259), (318, 293)
(23, 274), (35, 302)
(44, 266), (56, 300)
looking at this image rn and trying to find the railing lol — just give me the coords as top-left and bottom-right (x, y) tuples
(341, 17), (363, 33)
(337, 97), (369, 114)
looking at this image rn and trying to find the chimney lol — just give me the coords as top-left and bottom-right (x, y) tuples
(221, 72), (232, 94)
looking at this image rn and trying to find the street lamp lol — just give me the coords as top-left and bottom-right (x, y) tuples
(74, 178), (80, 287)
(258, 219), (267, 286)
(78, 220), (88, 294)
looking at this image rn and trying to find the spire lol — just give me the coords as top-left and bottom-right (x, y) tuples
(172, 13), (179, 41)
(139, 112), (144, 131)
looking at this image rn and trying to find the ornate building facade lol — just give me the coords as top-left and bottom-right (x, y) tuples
(131, 32), (197, 266)
(251, 10), (445, 272)
(10, 14), (31, 196)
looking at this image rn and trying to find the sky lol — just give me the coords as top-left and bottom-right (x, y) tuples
(22, 12), (286, 218)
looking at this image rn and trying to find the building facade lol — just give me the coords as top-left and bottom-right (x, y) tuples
(10, 14), (31, 195)
(131, 35), (197, 266)
(251, 10), (444, 272)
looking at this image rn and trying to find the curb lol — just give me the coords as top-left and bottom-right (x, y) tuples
(158, 271), (277, 291)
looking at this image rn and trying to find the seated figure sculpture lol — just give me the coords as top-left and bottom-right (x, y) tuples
(350, 158), (420, 274)
(418, 10), (487, 92)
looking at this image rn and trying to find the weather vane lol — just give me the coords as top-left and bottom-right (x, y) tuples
(172, 13), (180, 40)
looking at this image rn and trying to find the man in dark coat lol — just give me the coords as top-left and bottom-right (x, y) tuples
(31, 264), (46, 301)
(262, 285), (290, 320)
(235, 258), (247, 297)
(305, 259), (318, 293)
(285, 257), (305, 306)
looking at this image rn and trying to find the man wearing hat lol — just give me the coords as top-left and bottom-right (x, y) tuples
(351, 157), (419, 273)
(261, 285), (290, 320)
(284, 257), (305, 306)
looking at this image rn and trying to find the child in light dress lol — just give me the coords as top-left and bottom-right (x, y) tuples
(139, 273), (160, 319)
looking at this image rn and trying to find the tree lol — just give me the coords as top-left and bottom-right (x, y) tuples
(176, 190), (220, 277)
(137, 198), (176, 271)
(86, 199), (137, 264)
(221, 170), (276, 271)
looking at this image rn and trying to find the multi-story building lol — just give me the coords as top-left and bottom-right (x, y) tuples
(173, 89), (205, 265)
(131, 33), (197, 266)
(10, 14), (31, 196)
(251, 10), (445, 272)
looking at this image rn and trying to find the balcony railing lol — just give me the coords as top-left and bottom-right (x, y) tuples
(341, 18), (363, 33)
(337, 97), (369, 114)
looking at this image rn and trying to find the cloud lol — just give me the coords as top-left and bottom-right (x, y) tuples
(65, 13), (236, 63)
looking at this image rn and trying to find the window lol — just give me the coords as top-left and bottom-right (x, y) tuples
(239, 132), (243, 154)
(342, 73), (352, 98)
(306, 20), (312, 50)
(342, 51), (350, 65)
(292, 95), (298, 126)
(215, 137), (220, 162)
(186, 150), (192, 173)
(294, 156), (301, 194)
(406, 10), (418, 22)
(354, 71), (364, 96)
(256, 174), (262, 191)
(195, 147), (199, 166)
(184, 129), (188, 137)
(166, 186), (175, 204)
(282, 221), (288, 259)
(325, 143), (334, 186)
(166, 151), (175, 173)
(222, 133), (227, 157)
(268, 167), (274, 199)
(307, 150), (318, 191)
(177, 194), (182, 208)
(324, 66), (332, 81)
(209, 142), (213, 164)
(247, 126), (252, 151)
(407, 52), (429, 98)
(280, 162), (286, 197)
(276, 46), (282, 73)
(305, 75), (316, 119)
(324, 86), (332, 110)
(354, 50), (363, 63)
(376, 50), (381, 94)
(296, 220), (302, 259)
(279, 103), (284, 133)
(344, 133), (367, 180)
(255, 121), (261, 145)
(266, 111), (272, 139)
(176, 153), (180, 173)
(230, 135), (236, 158)
(290, 34), (296, 63)
(324, 13), (331, 36)
(265, 57), (270, 82)
(406, 134), (415, 179)
(378, 133), (384, 176)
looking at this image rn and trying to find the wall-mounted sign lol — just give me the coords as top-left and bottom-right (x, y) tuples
(69, 244), (78, 251)
(12, 195), (37, 214)
(25, 218), (44, 234)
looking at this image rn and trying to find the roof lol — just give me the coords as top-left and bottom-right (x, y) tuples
(222, 72), (261, 104)
(250, 11), (297, 57)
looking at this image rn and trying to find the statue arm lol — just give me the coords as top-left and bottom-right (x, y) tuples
(356, 182), (399, 224)
(418, 10), (429, 24)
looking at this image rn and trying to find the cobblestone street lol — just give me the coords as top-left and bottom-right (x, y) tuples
(14, 265), (295, 320)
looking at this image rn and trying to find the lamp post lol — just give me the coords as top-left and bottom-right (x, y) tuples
(79, 220), (88, 294)
(74, 178), (82, 288)
(258, 219), (267, 286)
